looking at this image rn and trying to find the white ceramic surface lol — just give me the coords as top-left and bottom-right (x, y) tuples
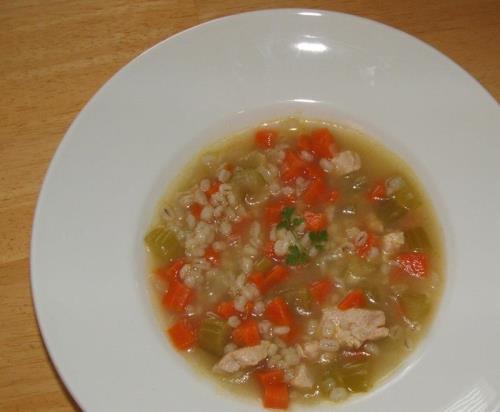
(31, 9), (500, 412)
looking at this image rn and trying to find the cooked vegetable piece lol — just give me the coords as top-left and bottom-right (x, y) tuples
(404, 227), (431, 251)
(216, 301), (238, 319)
(395, 252), (428, 278)
(156, 258), (184, 281)
(260, 265), (289, 293)
(145, 227), (183, 261)
(232, 319), (261, 347)
(280, 150), (308, 182)
(255, 130), (278, 149)
(368, 182), (386, 201)
(304, 211), (327, 231)
(262, 382), (289, 409)
(356, 233), (379, 258)
(303, 178), (328, 205)
(257, 369), (285, 386)
(232, 168), (266, 196)
(336, 361), (372, 392)
(399, 292), (430, 320)
(282, 287), (312, 315)
(338, 289), (366, 310)
(310, 127), (336, 158)
(198, 318), (230, 356)
(265, 297), (293, 326)
(168, 319), (197, 350)
(309, 279), (333, 304)
(163, 280), (193, 312)
(241, 151), (267, 169)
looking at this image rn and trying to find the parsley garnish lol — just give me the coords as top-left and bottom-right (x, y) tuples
(277, 207), (303, 230)
(276, 207), (308, 265)
(309, 230), (328, 243)
(285, 245), (309, 265)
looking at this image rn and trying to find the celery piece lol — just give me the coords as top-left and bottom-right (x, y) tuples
(336, 361), (372, 393)
(404, 227), (431, 251)
(240, 152), (266, 169)
(198, 318), (230, 357)
(144, 227), (183, 261)
(400, 292), (430, 321)
(231, 168), (265, 196)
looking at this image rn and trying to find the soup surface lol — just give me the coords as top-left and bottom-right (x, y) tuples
(145, 118), (444, 409)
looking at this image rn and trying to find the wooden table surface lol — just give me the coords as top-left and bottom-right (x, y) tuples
(1, 0), (498, 410)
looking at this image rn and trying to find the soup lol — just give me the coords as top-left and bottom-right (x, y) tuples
(145, 118), (444, 409)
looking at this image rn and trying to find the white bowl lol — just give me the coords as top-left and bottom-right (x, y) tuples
(31, 9), (500, 412)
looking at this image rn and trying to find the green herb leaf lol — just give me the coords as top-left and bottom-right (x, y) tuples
(286, 245), (309, 265)
(309, 230), (328, 250)
(309, 230), (328, 243)
(277, 207), (303, 230)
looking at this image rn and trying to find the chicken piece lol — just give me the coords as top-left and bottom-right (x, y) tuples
(320, 308), (389, 349)
(382, 231), (405, 255)
(213, 341), (270, 374)
(332, 151), (361, 175)
(290, 363), (314, 389)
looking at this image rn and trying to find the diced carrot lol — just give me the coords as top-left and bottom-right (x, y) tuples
(168, 319), (197, 350)
(328, 189), (341, 203)
(296, 134), (312, 152)
(216, 301), (238, 319)
(207, 181), (221, 196)
(189, 202), (203, 219)
(280, 150), (307, 182)
(163, 279), (193, 312)
(356, 233), (379, 258)
(303, 211), (327, 231)
(302, 178), (328, 205)
(260, 265), (289, 293)
(262, 382), (289, 409)
(204, 245), (220, 265)
(338, 289), (366, 310)
(394, 252), (428, 278)
(264, 200), (286, 226)
(264, 297), (292, 326)
(255, 130), (279, 148)
(305, 162), (326, 180)
(309, 279), (333, 304)
(248, 272), (266, 292)
(310, 128), (336, 158)
(256, 369), (284, 386)
(368, 182), (386, 201)
(232, 319), (261, 346)
(156, 258), (185, 282)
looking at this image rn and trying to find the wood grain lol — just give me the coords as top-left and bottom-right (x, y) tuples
(0, 0), (498, 410)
